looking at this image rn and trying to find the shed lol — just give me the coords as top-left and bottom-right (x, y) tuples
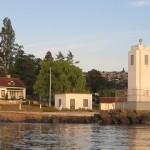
(99, 97), (115, 110)
(55, 93), (92, 110)
(99, 97), (127, 110)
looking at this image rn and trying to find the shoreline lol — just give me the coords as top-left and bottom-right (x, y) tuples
(0, 109), (150, 125)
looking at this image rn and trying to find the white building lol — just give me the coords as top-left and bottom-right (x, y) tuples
(128, 40), (150, 110)
(55, 93), (92, 110)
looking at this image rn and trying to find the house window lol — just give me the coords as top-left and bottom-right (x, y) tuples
(8, 81), (15, 86)
(58, 99), (61, 107)
(131, 55), (134, 65)
(83, 99), (88, 107)
(1, 90), (5, 97)
(145, 55), (148, 65)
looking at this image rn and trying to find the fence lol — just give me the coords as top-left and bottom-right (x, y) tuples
(115, 89), (150, 110)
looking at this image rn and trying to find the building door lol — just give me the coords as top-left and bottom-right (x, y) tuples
(70, 99), (75, 110)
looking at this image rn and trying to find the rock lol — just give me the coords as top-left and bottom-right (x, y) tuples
(41, 116), (52, 123)
(127, 110), (139, 124)
(24, 117), (39, 123)
(69, 116), (86, 123)
(95, 119), (103, 124)
(99, 111), (112, 124)
(109, 111), (122, 124)
(120, 109), (128, 118)
(85, 116), (94, 123)
(60, 116), (70, 123)
(139, 112), (150, 124)
(120, 109), (130, 125)
(52, 117), (60, 124)
(77, 117), (86, 123)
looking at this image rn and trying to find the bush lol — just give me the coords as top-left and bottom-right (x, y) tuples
(61, 108), (70, 111)
(42, 106), (59, 112)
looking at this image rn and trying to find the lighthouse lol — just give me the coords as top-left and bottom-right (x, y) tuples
(128, 39), (150, 110)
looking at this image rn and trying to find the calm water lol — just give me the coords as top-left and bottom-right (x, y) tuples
(0, 123), (149, 150)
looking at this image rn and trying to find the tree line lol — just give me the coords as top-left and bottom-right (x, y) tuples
(0, 17), (127, 102)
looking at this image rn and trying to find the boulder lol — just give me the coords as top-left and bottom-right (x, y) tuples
(85, 116), (94, 123)
(109, 111), (122, 124)
(41, 116), (52, 123)
(52, 117), (60, 124)
(127, 110), (139, 124)
(99, 111), (112, 124)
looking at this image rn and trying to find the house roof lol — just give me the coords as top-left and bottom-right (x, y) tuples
(0, 76), (26, 87)
(99, 97), (127, 103)
(55, 93), (92, 95)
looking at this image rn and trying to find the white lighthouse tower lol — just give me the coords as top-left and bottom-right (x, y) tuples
(128, 39), (150, 110)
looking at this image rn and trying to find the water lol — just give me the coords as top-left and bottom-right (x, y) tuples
(0, 123), (150, 150)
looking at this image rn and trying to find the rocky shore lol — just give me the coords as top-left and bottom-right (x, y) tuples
(0, 109), (150, 125)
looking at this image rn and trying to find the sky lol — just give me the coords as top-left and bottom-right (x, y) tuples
(0, 0), (150, 72)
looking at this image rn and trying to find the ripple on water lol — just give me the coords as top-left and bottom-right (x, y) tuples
(0, 123), (150, 150)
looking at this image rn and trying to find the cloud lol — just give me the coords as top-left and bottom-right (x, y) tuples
(131, 0), (150, 7)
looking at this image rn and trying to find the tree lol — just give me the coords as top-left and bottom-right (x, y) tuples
(86, 69), (106, 93)
(12, 50), (42, 95)
(67, 51), (74, 64)
(34, 58), (42, 75)
(33, 60), (86, 101)
(55, 51), (65, 61)
(0, 17), (21, 75)
(44, 51), (53, 61)
(67, 50), (80, 64)
(0, 68), (5, 76)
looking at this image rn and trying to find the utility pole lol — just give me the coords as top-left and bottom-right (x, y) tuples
(49, 68), (51, 107)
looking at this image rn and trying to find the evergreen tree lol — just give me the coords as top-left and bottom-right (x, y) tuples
(12, 50), (42, 95)
(67, 51), (80, 64)
(0, 17), (21, 75)
(44, 51), (54, 61)
(55, 51), (65, 61)
(67, 51), (74, 64)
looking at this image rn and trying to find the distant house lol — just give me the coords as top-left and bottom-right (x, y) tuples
(55, 93), (92, 110)
(0, 75), (26, 100)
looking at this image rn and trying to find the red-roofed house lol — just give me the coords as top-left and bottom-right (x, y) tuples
(99, 97), (127, 110)
(0, 75), (26, 100)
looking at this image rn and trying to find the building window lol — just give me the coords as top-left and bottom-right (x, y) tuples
(8, 81), (15, 86)
(131, 55), (134, 65)
(145, 55), (148, 65)
(1, 90), (5, 97)
(58, 99), (61, 107)
(83, 99), (88, 107)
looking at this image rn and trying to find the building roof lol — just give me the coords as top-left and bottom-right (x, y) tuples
(99, 97), (127, 103)
(0, 76), (26, 87)
(55, 93), (92, 95)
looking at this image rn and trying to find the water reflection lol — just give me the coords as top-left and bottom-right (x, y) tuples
(127, 126), (150, 150)
(0, 123), (149, 150)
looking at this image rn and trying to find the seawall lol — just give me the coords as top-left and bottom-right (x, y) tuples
(0, 109), (150, 125)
